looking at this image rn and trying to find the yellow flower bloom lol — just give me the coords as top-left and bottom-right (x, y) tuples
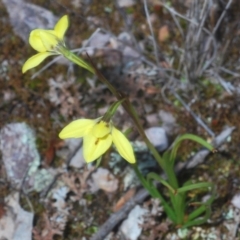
(59, 118), (136, 164)
(22, 15), (69, 73)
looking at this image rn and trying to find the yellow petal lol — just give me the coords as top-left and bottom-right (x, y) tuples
(22, 52), (55, 73)
(83, 133), (112, 162)
(112, 127), (136, 164)
(54, 15), (69, 40)
(59, 119), (95, 139)
(38, 30), (59, 51)
(29, 29), (55, 52)
(92, 121), (111, 138)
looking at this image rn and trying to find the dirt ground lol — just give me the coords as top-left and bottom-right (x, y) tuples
(1, 0), (240, 239)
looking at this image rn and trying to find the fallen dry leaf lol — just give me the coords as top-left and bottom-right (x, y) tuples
(47, 75), (81, 119)
(113, 187), (136, 212)
(158, 25), (170, 42)
(61, 168), (95, 199)
(32, 213), (62, 240)
(43, 140), (57, 166)
(89, 168), (119, 193)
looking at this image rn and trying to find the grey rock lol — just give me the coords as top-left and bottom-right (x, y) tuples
(145, 127), (168, 151)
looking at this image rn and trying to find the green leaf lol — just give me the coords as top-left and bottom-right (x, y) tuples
(169, 134), (214, 164)
(147, 172), (176, 194)
(187, 186), (215, 222)
(95, 156), (102, 168)
(177, 182), (212, 194)
(182, 207), (211, 228)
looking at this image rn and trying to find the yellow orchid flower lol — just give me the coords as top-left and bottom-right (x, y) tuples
(22, 15), (69, 73)
(59, 118), (136, 164)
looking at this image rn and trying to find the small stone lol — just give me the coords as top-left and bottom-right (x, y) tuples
(0, 123), (40, 189)
(117, 0), (136, 8)
(120, 205), (148, 240)
(89, 168), (119, 193)
(231, 193), (240, 209)
(145, 127), (168, 151)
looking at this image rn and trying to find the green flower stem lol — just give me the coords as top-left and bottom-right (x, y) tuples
(102, 99), (126, 122)
(187, 184), (215, 221)
(147, 172), (176, 194)
(64, 51), (178, 187)
(182, 206), (211, 228)
(133, 164), (177, 223)
(173, 192), (185, 224)
(177, 182), (212, 193)
(59, 46), (95, 74)
(169, 134), (214, 165)
(63, 50), (215, 228)
(146, 171), (183, 223)
(124, 98), (179, 189)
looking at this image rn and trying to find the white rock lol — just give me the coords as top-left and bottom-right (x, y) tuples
(0, 123), (40, 188)
(231, 193), (240, 209)
(145, 127), (168, 151)
(59, 138), (85, 168)
(0, 123), (55, 192)
(117, 0), (136, 8)
(0, 193), (33, 240)
(89, 168), (119, 193)
(69, 146), (86, 168)
(158, 110), (176, 124)
(158, 110), (178, 135)
(2, 0), (57, 42)
(120, 205), (148, 240)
